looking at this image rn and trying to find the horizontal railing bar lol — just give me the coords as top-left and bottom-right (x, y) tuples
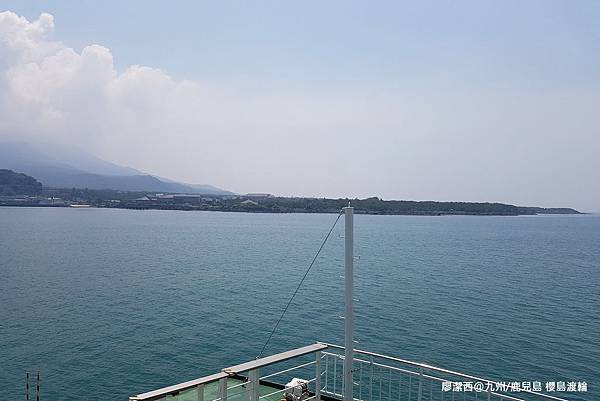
(322, 391), (373, 401)
(228, 343), (327, 374)
(322, 389), (381, 401)
(227, 381), (247, 390)
(321, 390), (345, 399)
(261, 360), (316, 379)
(260, 388), (287, 399)
(319, 343), (568, 401)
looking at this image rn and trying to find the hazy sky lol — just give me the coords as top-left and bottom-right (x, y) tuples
(0, 1), (599, 211)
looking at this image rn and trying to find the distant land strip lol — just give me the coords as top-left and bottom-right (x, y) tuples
(0, 169), (582, 216)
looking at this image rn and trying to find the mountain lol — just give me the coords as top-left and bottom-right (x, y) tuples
(189, 184), (234, 194)
(155, 176), (230, 195)
(0, 169), (42, 196)
(42, 143), (143, 176)
(0, 141), (233, 195)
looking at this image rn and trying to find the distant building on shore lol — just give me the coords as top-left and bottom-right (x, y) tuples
(240, 199), (259, 206)
(244, 193), (273, 199)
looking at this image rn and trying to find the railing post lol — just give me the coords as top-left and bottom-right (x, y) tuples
(428, 380), (432, 401)
(325, 354), (329, 394)
(196, 384), (204, 401)
(316, 351), (322, 401)
(252, 369), (260, 401)
(417, 368), (423, 401)
(358, 360), (363, 401)
(398, 377), (402, 401)
(388, 370), (392, 401)
(369, 357), (373, 401)
(334, 355), (338, 395)
(219, 377), (228, 401)
(379, 367), (382, 401)
(245, 371), (253, 401)
(245, 369), (260, 401)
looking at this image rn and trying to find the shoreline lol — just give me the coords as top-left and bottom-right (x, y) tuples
(0, 203), (585, 216)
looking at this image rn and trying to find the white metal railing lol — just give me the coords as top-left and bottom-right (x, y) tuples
(129, 342), (570, 401)
(129, 343), (327, 401)
(320, 343), (570, 401)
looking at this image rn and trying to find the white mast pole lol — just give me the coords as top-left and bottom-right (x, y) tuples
(343, 206), (354, 401)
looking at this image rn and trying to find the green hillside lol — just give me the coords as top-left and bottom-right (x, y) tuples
(0, 169), (43, 196)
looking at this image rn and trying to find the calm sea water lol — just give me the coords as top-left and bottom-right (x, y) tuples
(0, 208), (598, 401)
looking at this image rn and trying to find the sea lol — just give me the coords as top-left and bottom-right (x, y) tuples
(1, 207), (598, 401)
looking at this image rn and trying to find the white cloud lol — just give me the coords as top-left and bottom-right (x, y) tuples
(0, 12), (164, 145)
(0, 11), (599, 211)
(0, 11), (388, 179)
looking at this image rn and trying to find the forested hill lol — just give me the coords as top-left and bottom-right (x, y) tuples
(0, 169), (42, 196)
(252, 197), (581, 215)
(515, 206), (582, 215)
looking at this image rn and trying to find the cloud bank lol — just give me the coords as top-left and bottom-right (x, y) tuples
(0, 11), (200, 147)
(0, 11), (599, 211)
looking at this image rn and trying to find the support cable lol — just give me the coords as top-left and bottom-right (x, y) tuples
(256, 210), (343, 359)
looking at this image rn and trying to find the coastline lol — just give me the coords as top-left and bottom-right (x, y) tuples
(0, 203), (584, 216)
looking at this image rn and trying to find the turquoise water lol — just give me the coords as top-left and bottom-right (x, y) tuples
(0, 208), (598, 401)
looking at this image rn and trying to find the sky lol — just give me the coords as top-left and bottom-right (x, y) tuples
(0, 1), (599, 211)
